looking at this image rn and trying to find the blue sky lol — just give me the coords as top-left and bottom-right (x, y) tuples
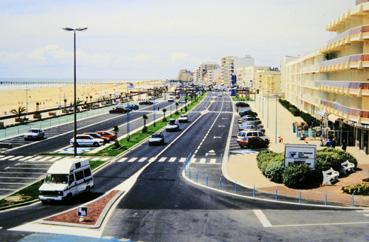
(0, 0), (354, 80)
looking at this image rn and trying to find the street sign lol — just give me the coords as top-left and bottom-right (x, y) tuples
(77, 207), (88, 217)
(284, 144), (316, 170)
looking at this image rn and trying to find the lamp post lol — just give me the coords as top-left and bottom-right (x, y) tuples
(63, 27), (88, 157)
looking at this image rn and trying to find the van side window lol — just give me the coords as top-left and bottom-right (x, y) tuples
(69, 174), (75, 184)
(75, 171), (84, 181)
(83, 169), (91, 177)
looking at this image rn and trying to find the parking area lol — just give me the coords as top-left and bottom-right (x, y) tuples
(0, 155), (111, 198)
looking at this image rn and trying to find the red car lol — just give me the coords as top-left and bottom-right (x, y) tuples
(96, 131), (117, 142)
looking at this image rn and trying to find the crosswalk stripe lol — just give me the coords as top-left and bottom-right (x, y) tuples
(0, 155), (5, 159)
(209, 158), (217, 164)
(149, 157), (156, 162)
(1, 156), (14, 161)
(138, 157), (147, 162)
(199, 158), (206, 164)
(37, 156), (53, 162)
(9, 156), (23, 161)
(179, 158), (186, 163)
(19, 156), (34, 161)
(118, 157), (128, 163)
(191, 158), (197, 163)
(31, 156), (45, 161)
(158, 157), (167, 162)
(48, 156), (64, 162)
(168, 157), (176, 162)
(128, 157), (138, 163)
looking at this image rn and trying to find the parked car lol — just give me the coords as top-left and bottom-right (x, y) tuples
(24, 129), (45, 141)
(241, 120), (262, 126)
(70, 134), (105, 147)
(109, 105), (130, 114)
(239, 110), (257, 117)
(39, 158), (93, 203)
(238, 116), (258, 124)
(125, 103), (139, 110)
(237, 130), (269, 148)
(96, 130), (117, 141)
(168, 97), (175, 102)
(139, 100), (154, 105)
(235, 102), (250, 108)
(148, 132), (165, 145)
(238, 124), (258, 131)
(178, 115), (189, 123)
(165, 119), (180, 132)
(83, 132), (109, 144)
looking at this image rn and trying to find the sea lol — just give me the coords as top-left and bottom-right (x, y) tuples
(0, 78), (128, 90)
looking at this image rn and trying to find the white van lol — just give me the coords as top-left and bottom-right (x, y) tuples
(39, 158), (94, 203)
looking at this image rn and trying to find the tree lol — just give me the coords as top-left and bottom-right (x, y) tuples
(11, 106), (26, 123)
(162, 108), (167, 121)
(175, 102), (179, 114)
(142, 114), (148, 132)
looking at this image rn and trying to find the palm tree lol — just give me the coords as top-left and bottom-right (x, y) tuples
(11, 106), (26, 123)
(142, 114), (148, 132)
(162, 108), (167, 121)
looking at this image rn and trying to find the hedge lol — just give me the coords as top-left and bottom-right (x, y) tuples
(279, 99), (319, 126)
(282, 164), (315, 189)
(342, 183), (369, 195)
(264, 154), (285, 183)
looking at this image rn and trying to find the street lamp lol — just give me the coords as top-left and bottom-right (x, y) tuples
(63, 27), (88, 157)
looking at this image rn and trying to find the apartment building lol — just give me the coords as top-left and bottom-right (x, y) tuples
(177, 69), (193, 82)
(237, 66), (269, 89)
(193, 63), (219, 85)
(281, 0), (369, 154)
(204, 68), (222, 86)
(254, 68), (281, 95)
(221, 55), (254, 86)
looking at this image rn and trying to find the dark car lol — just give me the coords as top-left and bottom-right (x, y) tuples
(126, 104), (139, 110)
(239, 110), (257, 117)
(139, 100), (154, 105)
(149, 133), (165, 145)
(109, 105), (131, 114)
(235, 102), (250, 108)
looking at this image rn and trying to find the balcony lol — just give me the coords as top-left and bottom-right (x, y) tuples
(318, 80), (369, 96)
(320, 54), (369, 72)
(302, 64), (320, 74)
(321, 25), (369, 52)
(320, 99), (369, 124)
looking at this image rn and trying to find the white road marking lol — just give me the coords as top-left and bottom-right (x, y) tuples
(213, 136), (222, 139)
(0, 182), (29, 185)
(138, 157), (147, 162)
(37, 156), (53, 162)
(199, 158), (206, 164)
(30, 156), (45, 162)
(128, 157), (138, 163)
(158, 157), (167, 162)
(253, 209), (272, 228)
(1, 156), (14, 161)
(168, 157), (176, 162)
(0, 155), (4, 159)
(179, 158), (186, 163)
(218, 125), (225, 128)
(9, 156), (23, 161)
(117, 157), (128, 163)
(19, 156), (35, 161)
(191, 158), (197, 163)
(0, 171), (44, 175)
(6, 167), (48, 170)
(0, 176), (37, 180)
(0, 188), (15, 191)
(149, 157), (156, 162)
(209, 158), (217, 164)
(48, 156), (64, 162)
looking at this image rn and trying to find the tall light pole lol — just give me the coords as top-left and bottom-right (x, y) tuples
(63, 27), (88, 157)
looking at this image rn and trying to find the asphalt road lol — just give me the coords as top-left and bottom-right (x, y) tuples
(2, 93), (369, 242)
(3, 99), (174, 156)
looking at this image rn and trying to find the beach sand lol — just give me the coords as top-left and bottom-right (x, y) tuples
(0, 80), (165, 119)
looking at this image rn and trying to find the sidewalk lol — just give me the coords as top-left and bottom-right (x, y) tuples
(225, 95), (369, 206)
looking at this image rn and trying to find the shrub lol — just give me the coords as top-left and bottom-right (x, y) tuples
(264, 154), (285, 183)
(257, 150), (277, 170)
(316, 151), (342, 172)
(319, 148), (358, 167)
(342, 183), (369, 195)
(283, 164), (315, 189)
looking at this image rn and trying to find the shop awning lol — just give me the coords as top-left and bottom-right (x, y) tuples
(328, 114), (340, 122)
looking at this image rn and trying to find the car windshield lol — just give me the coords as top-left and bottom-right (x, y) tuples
(152, 134), (162, 138)
(30, 129), (39, 133)
(45, 174), (68, 184)
(169, 120), (176, 125)
(89, 133), (100, 138)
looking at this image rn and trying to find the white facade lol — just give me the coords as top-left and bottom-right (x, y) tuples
(221, 55), (254, 86)
(177, 69), (193, 82)
(193, 63), (219, 85)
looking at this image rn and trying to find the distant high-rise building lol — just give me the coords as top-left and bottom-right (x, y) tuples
(221, 55), (255, 86)
(177, 69), (193, 82)
(193, 63), (220, 85)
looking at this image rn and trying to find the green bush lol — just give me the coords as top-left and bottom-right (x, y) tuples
(288, 106), (301, 116)
(257, 150), (277, 171)
(319, 148), (358, 167)
(342, 183), (369, 195)
(316, 151), (342, 172)
(283, 164), (315, 189)
(264, 154), (285, 183)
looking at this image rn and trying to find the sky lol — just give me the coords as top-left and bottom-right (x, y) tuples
(0, 0), (355, 80)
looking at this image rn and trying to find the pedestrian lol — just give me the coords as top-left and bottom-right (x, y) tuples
(342, 139), (347, 152)
(278, 136), (284, 144)
(332, 136), (336, 148)
(304, 136), (309, 144)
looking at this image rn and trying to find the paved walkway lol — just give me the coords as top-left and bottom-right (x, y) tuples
(225, 95), (369, 207)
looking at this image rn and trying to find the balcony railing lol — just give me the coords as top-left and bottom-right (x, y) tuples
(320, 54), (369, 72)
(318, 80), (369, 96)
(326, 25), (369, 47)
(321, 99), (369, 119)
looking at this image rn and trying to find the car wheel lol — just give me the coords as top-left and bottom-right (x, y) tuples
(93, 142), (99, 147)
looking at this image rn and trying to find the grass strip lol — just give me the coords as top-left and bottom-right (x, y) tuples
(0, 93), (206, 210)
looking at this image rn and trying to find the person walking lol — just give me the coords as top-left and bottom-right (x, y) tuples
(332, 136), (336, 148)
(342, 139), (347, 152)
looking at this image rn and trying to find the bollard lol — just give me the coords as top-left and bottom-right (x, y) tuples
(324, 192), (328, 206)
(275, 187), (279, 200)
(298, 192), (302, 205)
(352, 193), (355, 207)
(206, 176), (208, 186)
(252, 185), (256, 197)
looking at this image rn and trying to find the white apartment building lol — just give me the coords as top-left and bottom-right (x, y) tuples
(236, 66), (269, 89)
(204, 68), (222, 86)
(177, 69), (193, 82)
(193, 63), (220, 85)
(221, 55), (255, 86)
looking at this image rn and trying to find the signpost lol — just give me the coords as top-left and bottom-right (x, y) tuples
(77, 207), (87, 222)
(284, 144), (317, 170)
